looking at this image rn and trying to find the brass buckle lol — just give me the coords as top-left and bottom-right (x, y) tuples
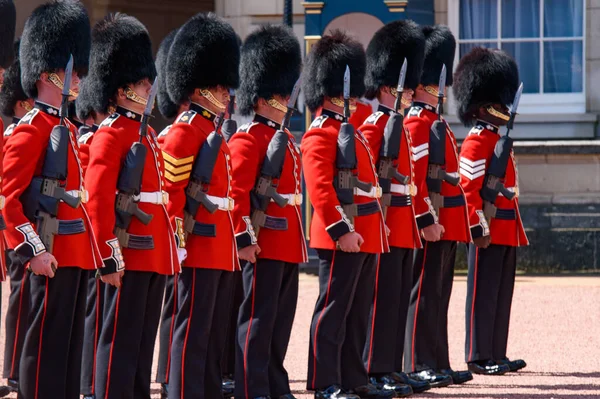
(80, 189), (89, 204)
(161, 191), (170, 204)
(375, 185), (383, 199)
(227, 197), (235, 211)
(0, 195), (5, 210)
(409, 184), (417, 197)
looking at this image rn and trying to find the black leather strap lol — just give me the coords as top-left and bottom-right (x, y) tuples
(192, 222), (217, 237)
(263, 216), (288, 231)
(126, 234), (155, 250)
(495, 208), (516, 220)
(356, 201), (380, 216)
(390, 195), (412, 207)
(443, 195), (466, 208)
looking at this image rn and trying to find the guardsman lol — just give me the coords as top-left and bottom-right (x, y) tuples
(302, 30), (393, 399)
(160, 13), (240, 399)
(155, 28), (185, 399)
(455, 47), (528, 375)
(359, 20), (430, 397)
(3, 1), (103, 397)
(403, 25), (473, 386)
(228, 25), (306, 399)
(0, 37), (33, 397)
(82, 14), (178, 398)
(349, 100), (373, 130)
(0, 0), (16, 136)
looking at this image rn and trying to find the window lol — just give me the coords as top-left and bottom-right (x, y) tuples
(448, 0), (586, 114)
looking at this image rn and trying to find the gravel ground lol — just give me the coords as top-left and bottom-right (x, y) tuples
(1, 274), (599, 398)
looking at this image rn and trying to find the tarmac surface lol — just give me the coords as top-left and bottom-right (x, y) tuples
(1, 274), (599, 398)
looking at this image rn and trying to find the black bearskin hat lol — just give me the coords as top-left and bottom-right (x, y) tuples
(75, 77), (94, 121)
(237, 25), (301, 116)
(303, 30), (365, 112)
(78, 13), (156, 115)
(0, 0), (16, 69)
(20, 0), (91, 98)
(421, 25), (455, 87)
(453, 47), (519, 126)
(167, 13), (240, 105)
(156, 29), (179, 119)
(0, 40), (28, 118)
(364, 20), (426, 99)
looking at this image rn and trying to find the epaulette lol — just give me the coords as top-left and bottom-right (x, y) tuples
(363, 111), (384, 125)
(406, 106), (423, 119)
(237, 122), (258, 133)
(309, 115), (328, 129)
(78, 131), (94, 144)
(99, 113), (120, 128)
(175, 110), (196, 125)
(17, 108), (40, 126)
(3, 123), (16, 137)
(158, 124), (172, 138)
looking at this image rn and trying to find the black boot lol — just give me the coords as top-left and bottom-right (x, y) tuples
(314, 385), (360, 399)
(349, 383), (395, 399)
(467, 360), (510, 376)
(437, 368), (473, 385)
(407, 369), (452, 388)
(279, 394), (297, 399)
(161, 383), (168, 399)
(368, 375), (412, 398)
(497, 358), (527, 372)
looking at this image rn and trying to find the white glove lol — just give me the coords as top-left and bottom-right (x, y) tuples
(177, 248), (187, 265)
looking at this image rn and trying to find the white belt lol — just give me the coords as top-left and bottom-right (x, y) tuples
(66, 189), (89, 204)
(135, 191), (169, 205)
(354, 185), (382, 199)
(0, 195), (4, 210)
(206, 195), (235, 211)
(271, 193), (303, 206)
(499, 186), (519, 198)
(390, 183), (417, 196)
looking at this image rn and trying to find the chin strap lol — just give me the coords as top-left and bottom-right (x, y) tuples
(125, 87), (148, 106)
(200, 89), (228, 111)
(48, 73), (78, 98)
(267, 98), (288, 113)
(330, 96), (357, 112)
(486, 106), (510, 121)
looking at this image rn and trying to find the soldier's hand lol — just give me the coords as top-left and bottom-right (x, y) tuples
(474, 235), (491, 249)
(239, 244), (261, 264)
(385, 225), (391, 236)
(29, 252), (58, 278)
(101, 270), (124, 288)
(338, 232), (364, 253)
(421, 223), (445, 242)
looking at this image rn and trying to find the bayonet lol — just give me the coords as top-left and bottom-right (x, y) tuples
(343, 65), (350, 122)
(394, 58), (407, 112)
(138, 78), (158, 142)
(281, 78), (302, 128)
(506, 82), (523, 134)
(436, 64), (446, 119)
(59, 55), (74, 123)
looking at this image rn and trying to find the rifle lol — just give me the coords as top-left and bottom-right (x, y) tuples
(378, 58), (410, 219)
(114, 78), (158, 248)
(250, 78), (301, 238)
(184, 114), (226, 235)
(426, 64), (460, 216)
(22, 55), (81, 258)
(481, 83), (523, 226)
(221, 88), (237, 142)
(334, 66), (373, 225)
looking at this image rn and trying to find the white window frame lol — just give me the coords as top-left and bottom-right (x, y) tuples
(447, 0), (586, 114)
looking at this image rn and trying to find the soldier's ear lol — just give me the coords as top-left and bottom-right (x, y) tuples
(116, 87), (127, 101)
(39, 72), (49, 84)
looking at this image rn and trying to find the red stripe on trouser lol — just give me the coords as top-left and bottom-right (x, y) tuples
(468, 248), (479, 361)
(34, 277), (49, 399)
(243, 264), (257, 399)
(410, 242), (428, 371)
(181, 271), (196, 399)
(311, 250), (336, 390)
(92, 280), (101, 394)
(366, 254), (382, 373)
(104, 289), (122, 398)
(165, 275), (178, 383)
(10, 271), (28, 377)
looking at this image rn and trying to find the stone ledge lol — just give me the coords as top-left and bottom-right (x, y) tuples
(444, 113), (598, 124)
(520, 193), (600, 205)
(514, 140), (600, 155)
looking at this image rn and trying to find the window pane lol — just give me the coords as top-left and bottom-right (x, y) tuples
(544, 41), (583, 93)
(459, 42), (499, 59)
(544, 0), (583, 37)
(501, 0), (540, 38)
(502, 42), (540, 93)
(460, 0), (497, 39)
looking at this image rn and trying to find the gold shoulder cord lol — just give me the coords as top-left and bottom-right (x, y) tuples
(200, 89), (228, 111)
(48, 73), (78, 98)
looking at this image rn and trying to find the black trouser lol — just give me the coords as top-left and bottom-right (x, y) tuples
(307, 249), (377, 391)
(235, 260), (299, 399)
(168, 268), (234, 399)
(222, 270), (243, 378)
(363, 247), (413, 375)
(80, 274), (104, 396)
(18, 267), (88, 399)
(156, 274), (178, 385)
(4, 253), (30, 382)
(465, 244), (517, 363)
(94, 271), (166, 399)
(404, 240), (456, 372)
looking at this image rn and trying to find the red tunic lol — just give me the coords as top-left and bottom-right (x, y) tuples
(160, 103), (239, 271)
(301, 109), (388, 254)
(85, 108), (178, 275)
(404, 101), (471, 243)
(2, 102), (102, 269)
(228, 114), (308, 264)
(76, 125), (97, 176)
(360, 106), (421, 249)
(459, 122), (528, 247)
(349, 100), (373, 130)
